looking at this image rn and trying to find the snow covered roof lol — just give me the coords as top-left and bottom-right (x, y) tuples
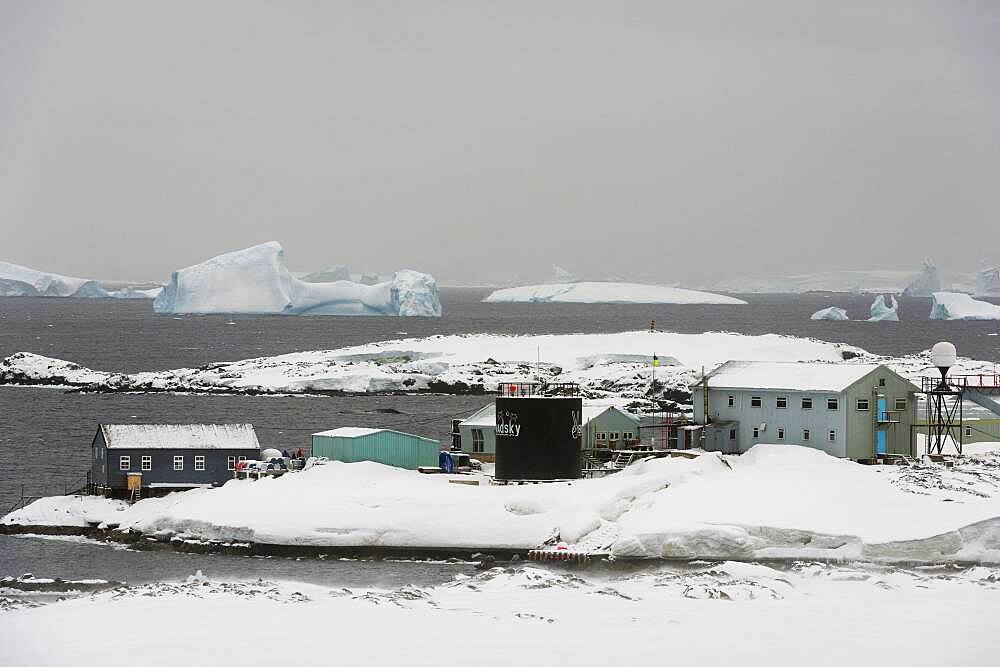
(699, 361), (887, 392)
(460, 403), (638, 427)
(313, 427), (384, 438)
(100, 424), (260, 450)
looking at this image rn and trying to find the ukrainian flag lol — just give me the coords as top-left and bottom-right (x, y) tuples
(652, 354), (660, 367)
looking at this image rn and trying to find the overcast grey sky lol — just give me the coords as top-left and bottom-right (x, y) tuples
(1, 1), (998, 284)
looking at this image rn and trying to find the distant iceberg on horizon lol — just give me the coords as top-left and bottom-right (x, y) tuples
(153, 242), (442, 317)
(0, 260), (161, 300)
(483, 281), (747, 305)
(902, 259), (941, 297)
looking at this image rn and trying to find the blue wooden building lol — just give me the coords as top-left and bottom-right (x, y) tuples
(311, 427), (440, 469)
(90, 424), (261, 495)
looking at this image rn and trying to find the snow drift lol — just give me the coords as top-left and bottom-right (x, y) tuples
(483, 282), (747, 305)
(810, 306), (849, 321)
(930, 292), (1000, 320)
(153, 242), (441, 317)
(7, 446), (1000, 564)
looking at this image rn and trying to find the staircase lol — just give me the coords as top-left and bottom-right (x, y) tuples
(611, 452), (637, 469)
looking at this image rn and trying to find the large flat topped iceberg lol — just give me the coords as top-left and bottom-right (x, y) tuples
(153, 242), (441, 317)
(930, 292), (1000, 320)
(483, 282), (746, 305)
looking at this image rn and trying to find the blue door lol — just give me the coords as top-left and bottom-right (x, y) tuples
(877, 398), (888, 423)
(877, 430), (887, 455)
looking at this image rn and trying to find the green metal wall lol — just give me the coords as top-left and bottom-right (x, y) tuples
(311, 431), (440, 469)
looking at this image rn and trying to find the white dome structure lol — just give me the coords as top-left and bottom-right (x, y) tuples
(930, 341), (957, 370)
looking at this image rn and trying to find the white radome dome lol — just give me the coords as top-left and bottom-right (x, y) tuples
(261, 448), (283, 460)
(930, 341), (957, 369)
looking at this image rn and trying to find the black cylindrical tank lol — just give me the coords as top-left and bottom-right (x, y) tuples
(494, 396), (582, 480)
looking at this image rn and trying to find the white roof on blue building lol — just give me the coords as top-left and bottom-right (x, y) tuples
(699, 361), (886, 392)
(100, 424), (260, 450)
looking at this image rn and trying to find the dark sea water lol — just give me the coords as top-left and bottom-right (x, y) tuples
(0, 289), (998, 583)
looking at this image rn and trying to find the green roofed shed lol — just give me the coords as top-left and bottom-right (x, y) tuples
(310, 427), (440, 469)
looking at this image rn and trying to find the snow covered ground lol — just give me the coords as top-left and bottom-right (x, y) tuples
(1, 330), (992, 399)
(2, 563), (999, 666)
(7, 446), (1000, 564)
(483, 281), (747, 305)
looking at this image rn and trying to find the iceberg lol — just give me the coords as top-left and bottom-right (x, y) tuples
(868, 294), (899, 321)
(0, 261), (160, 299)
(0, 260), (107, 298)
(902, 258), (941, 297)
(359, 273), (379, 286)
(300, 265), (351, 283)
(810, 306), (849, 321)
(930, 292), (1000, 320)
(484, 282), (747, 305)
(977, 263), (1000, 297)
(152, 242), (441, 317)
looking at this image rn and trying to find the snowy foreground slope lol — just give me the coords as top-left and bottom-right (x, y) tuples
(153, 242), (441, 316)
(2, 330), (991, 397)
(483, 281), (747, 305)
(8, 447), (1000, 563)
(3, 563), (999, 667)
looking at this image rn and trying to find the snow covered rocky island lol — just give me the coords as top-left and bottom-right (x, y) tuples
(484, 281), (747, 304)
(2, 330), (992, 399)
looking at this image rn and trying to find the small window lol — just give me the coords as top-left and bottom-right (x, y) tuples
(238, 455), (247, 462)
(777, 428), (785, 440)
(727, 395), (735, 407)
(622, 431), (633, 441)
(194, 455), (205, 471)
(965, 426), (973, 437)
(752, 427), (759, 438)
(803, 429), (811, 441)
(471, 428), (485, 453)
(801, 398), (813, 410)
(729, 429), (736, 440)
(141, 455), (151, 471)
(878, 378), (886, 387)
(776, 396), (787, 409)
(827, 398), (839, 410)
(894, 398), (907, 411)
(227, 456), (236, 471)
(119, 456), (130, 471)
(750, 396), (762, 408)
(173, 456), (184, 471)
(596, 432), (607, 441)
(828, 430), (836, 442)
(856, 399), (870, 411)
(609, 432), (620, 441)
